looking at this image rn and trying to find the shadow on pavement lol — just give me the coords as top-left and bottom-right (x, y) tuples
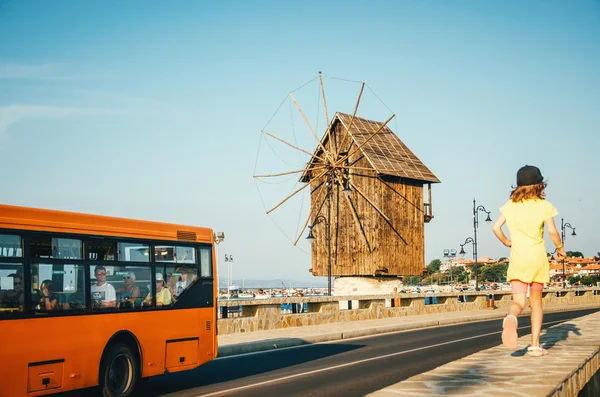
(142, 341), (365, 396)
(430, 363), (492, 395)
(541, 323), (581, 350)
(511, 322), (581, 357)
(57, 342), (365, 397)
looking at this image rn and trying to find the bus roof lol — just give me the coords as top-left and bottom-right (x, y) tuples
(0, 203), (213, 243)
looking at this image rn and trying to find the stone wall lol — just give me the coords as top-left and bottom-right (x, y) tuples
(217, 288), (600, 335)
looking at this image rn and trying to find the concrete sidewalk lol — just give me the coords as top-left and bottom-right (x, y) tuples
(367, 310), (600, 397)
(217, 302), (600, 358)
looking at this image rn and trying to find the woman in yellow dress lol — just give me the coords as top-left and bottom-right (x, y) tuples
(492, 165), (566, 357)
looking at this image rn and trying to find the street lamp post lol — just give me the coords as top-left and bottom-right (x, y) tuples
(443, 249), (457, 292)
(459, 237), (474, 286)
(306, 214), (332, 296)
(213, 232), (225, 294)
(306, 169), (345, 297)
(224, 253), (234, 297)
(560, 217), (576, 288)
(459, 199), (492, 291)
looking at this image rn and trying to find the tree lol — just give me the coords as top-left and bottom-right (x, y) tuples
(568, 275), (581, 285)
(450, 266), (468, 283)
(405, 276), (423, 286)
(468, 263), (484, 282)
(427, 259), (442, 274)
(567, 251), (584, 258)
(481, 263), (508, 283)
(581, 276), (598, 286)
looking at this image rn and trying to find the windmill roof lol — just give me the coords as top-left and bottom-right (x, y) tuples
(302, 113), (440, 184)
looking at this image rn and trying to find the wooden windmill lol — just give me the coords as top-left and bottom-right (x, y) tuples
(255, 75), (440, 287)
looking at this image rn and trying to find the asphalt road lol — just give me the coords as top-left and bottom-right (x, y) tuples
(137, 308), (598, 397)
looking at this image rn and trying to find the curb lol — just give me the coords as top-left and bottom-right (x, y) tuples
(217, 304), (600, 358)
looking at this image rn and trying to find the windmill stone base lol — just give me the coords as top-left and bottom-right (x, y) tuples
(334, 276), (405, 296)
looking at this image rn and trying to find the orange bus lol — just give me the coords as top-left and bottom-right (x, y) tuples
(0, 204), (219, 396)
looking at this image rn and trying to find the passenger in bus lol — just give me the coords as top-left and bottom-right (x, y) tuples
(171, 267), (194, 298)
(91, 265), (116, 308)
(1, 273), (23, 308)
(37, 279), (58, 311)
(116, 271), (140, 308)
(144, 273), (171, 307)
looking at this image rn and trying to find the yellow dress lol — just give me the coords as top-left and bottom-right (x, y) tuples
(500, 199), (558, 284)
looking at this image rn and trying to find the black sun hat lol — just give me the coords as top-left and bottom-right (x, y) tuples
(516, 165), (544, 186)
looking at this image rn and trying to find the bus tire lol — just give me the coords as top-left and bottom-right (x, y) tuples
(100, 343), (139, 397)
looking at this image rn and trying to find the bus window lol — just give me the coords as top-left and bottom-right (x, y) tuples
(0, 234), (22, 257)
(143, 269), (172, 307)
(55, 238), (82, 259)
(31, 264), (86, 312)
(112, 266), (151, 309)
(87, 239), (117, 261)
(118, 242), (149, 262)
(0, 264), (23, 314)
(154, 245), (196, 263)
(30, 236), (82, 260)
(90, 265), (117, 309)
(165, 264), (197, 300)
(199, 247), (211, 278)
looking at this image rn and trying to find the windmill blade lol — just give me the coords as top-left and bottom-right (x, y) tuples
(349, 180), (407, 245)
(337, 113), (395, 167)
(318, 74), (335, 157)
(336, 82), (365, 161)
(333, 185), (340, 268)
(319, 72), (330, 128)
(333, 173), (372, 253)
(347, 155), (365, 167)
(310, 177), (327, 194)
(266, 167), (330, 214)
(293, 181), (330, 245)
(288, 93), (333, 162)
(262, 130), (327, 163)
(254, 165), (327, 179)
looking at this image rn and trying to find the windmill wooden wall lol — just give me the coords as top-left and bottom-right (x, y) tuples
(307, 114), (434, 277)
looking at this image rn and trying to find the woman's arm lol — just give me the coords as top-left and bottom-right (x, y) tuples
(132, 285), (140, 299)
(546, 217), (567, 258)
(42, 296), (58, 310)
(492, 215), (511, 247)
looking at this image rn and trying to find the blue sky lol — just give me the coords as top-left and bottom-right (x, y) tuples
(1, 1), (599, 283)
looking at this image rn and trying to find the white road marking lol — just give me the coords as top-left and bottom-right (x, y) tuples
(193, 318), (566, 397)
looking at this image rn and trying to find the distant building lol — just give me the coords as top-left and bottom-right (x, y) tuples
(549, 256), (600, 282)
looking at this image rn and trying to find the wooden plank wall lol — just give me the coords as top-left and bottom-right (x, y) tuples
(309, 120), (425, 277)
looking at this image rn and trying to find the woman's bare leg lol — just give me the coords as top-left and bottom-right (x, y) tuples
(502, 292), (526, 349)
(529, 289), (543, 347)
(509, 293), (526, 317)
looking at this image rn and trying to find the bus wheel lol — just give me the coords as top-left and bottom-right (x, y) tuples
(100, 343), (139, 397)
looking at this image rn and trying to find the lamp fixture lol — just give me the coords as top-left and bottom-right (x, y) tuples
(306, 227), (316, 241)
(342, 178), (352, 196)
